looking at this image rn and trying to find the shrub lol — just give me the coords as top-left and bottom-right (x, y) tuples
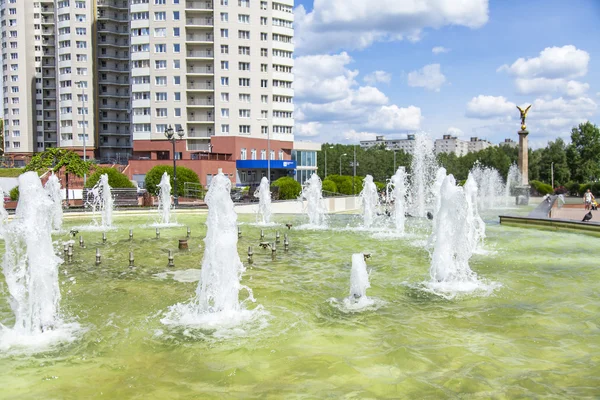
(144, 165), (200, 197)
(9, 186), (19, 201)
(322, 179), (338, 193)
(566, 181), (581, 196)
(85, 167), (135, 189)
(530, 180), (553, 195)
(375, 181), (386, 192)
(272, 176), (301, 200)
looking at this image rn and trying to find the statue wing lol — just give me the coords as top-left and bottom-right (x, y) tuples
(524, 105), (531, 116)
(516, 105), (524, 114)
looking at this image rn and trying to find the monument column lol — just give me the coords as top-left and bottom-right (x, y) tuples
(518, 129), (529, 185)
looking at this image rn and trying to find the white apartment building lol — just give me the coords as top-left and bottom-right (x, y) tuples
(434, 135), (469, 156)
(360, 135), (416, 154)
(2, 0), (295, 170)
(468, 137), (493, 152)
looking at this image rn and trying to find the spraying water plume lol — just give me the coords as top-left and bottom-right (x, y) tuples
(254, 177), (272, 225)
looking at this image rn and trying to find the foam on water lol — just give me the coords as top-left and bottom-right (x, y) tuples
(254, 177), (272, 225)
(0, 172), (81, 354)
(161, 171), (267, 336)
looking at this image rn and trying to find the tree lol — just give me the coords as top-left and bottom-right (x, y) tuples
(539, 138), (570, 186)
(144, 165), (200, 197)
(85, 167), (135, 189)
(272, 176), (301, 200)
(567, 122), (600, 183)
(24, 148), (91, 206)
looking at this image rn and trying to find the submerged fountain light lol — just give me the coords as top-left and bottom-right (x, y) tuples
(254, 176), (272, 225)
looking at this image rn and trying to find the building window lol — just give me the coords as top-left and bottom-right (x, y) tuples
(221, 93), (229, 102)
(220, 12), (228, 22)
(239, 109), (250, 118)
(239, 78), (250, 87)
(260, 150), (266, 160)
(221, 45), (229, 54)
(238, 30), (250, 39)
(221, 108), (229, 118)
(221, 61), (229, 70)
(220, 29), (228, 38)
(173, 27), (180, 36)
(239, 125), (251, 135)
(221, 124), (229, 134)
(251, 149), (257, 160)
(238, 14), (249, 23)
(278, 150), (284, 160)
(241, 148), (247, 160)
(173, 11), (180, 20)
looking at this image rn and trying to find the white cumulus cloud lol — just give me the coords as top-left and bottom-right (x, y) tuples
(466, 95), (516, 119)
(363, 70), (392, 85)
(514, 78), (589, 97)
(367, 105), (423, 131)
(294, 0), (489, 54)
(295, 122), (323, 137)
(294, 52), (358, 103)
(407, 64), (446, 91)
(432, 46), (451, 54)
(445, 127), (464, 137)
(498, 45), (589, 79)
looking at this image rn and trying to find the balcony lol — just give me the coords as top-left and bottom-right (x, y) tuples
(98, 13), (129, 22)
(187, 98), (214, 106)
(187, 141), (211, 151)
(186, 34), (214, 43)
(186, 1), (213, 10)
(186, 18), (214, 27)
(97, 0), (129, 9)
(186, 130), (213, 138)
(187, 50), (213, 59)
(186, 82), (214, 91)
(187, 114), (214, 122)
(186, 66), (214, 74)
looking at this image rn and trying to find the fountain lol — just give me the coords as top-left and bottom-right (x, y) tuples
(300, 173), (327, 227)
(465, 172), (486, 252)
(430, 167), (447, 221)
(470, 162), (505, 211)
(409, 133), (438, 217)
(349, 253), (370, 299)
(359, 175), (379, 228)
(0, 188), (8, 229)
(156, 172), (174, 225)
(44, 173), (63, 231)
(387, 167), (409, 233)
(0, 172), (79, 352)
(85, 173), (114, 229)
(505, 163), (522, 205)
(426, 174), (495, 297)
(253, 176), (272, 225)
(161, 171), (262, 330)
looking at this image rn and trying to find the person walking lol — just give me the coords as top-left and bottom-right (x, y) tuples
(583, 189), (595, 210)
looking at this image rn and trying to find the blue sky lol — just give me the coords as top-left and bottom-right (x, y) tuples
(292, 0), (600, 148)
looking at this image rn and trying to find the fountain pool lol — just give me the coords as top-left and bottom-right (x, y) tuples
(0, 209), (598, 398)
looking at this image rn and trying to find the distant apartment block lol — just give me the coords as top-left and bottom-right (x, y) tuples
(434, 135), (469, 156)
(359, 134), (416, 154)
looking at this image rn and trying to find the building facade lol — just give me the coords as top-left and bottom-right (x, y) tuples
(468, 136), (493, 152)
(434, 134), (469, 156)
(2, 0), (297, 176)
(359, 134), (416, 154)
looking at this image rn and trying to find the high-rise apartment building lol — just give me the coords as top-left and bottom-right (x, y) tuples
(2, 0), (295, 178)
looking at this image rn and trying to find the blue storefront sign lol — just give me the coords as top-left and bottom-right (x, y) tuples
(235, 160), (297, 169)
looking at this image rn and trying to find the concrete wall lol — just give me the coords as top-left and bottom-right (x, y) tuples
(235, 196), (360, 214)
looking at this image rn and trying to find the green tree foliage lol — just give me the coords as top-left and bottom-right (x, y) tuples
(85, 167), (135, 189)
(24, 148), (91, 204)
(566, 122), (600, 183)
(530, 180), (553, 195)
(318, 143), (411, 183)
(9, 186), (18, 201)
(438, 145), (519, 182)
(538, 138), (570, 186)
(272, 176), (301, 200)
(322, 179), (337, 193)
(144, 165), (200, 197)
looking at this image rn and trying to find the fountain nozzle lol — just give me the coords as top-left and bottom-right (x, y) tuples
(238, 226), (242, 238)
(284, 234), (289, 251)
(260, 229), (264, 239)
(275, 230), (281, 243)
(95, 248), (101, 265)
(168, 250), (174, 267)
(102, 232), (107, 243)
(156, 228), (160, 239)
(79, 235), (85, 248)
(247, 246), (253, 263)
(129, 251), (134, 267)
(129, 229), (133, 240)
(186, 226), (191, 238)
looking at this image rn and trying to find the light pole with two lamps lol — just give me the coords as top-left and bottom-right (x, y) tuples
(324, 145), (334, 178)
(165, 125), (185, 205)
(339, 153), (347, 175)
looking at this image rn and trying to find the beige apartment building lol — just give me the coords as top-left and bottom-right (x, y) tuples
(1, 0), (296, 173)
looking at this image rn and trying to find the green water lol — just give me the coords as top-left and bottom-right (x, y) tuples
(0, 210), (599, 399)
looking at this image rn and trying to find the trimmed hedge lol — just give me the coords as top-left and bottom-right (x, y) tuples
(9, 186), (19, 201)
(322, 179), (338, 193)
(85, 167), (135, 189)
(144, 165), (200, 197)
(272, 177), (301, 200)
(530, 180), (553, 196)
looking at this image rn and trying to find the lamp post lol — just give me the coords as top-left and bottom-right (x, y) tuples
(353, 145), (356, 195)
(393, 150), (397, 171)
(551, 162), (554, 189)
(324, 145), (334, 178)
(165, 125), (185, 205)
(339, 153), (347, 175)
(76, 81), (87, 186)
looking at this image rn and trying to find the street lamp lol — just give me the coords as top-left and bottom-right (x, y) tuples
(353, 145), (357, 194)
(165, 125), (185, 205)
(324, 145), (334, 178)
(551, 162), (554, 189)
(339, 153), (347, 175)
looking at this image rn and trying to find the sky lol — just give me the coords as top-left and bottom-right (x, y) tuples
(292, 0), (600, 148)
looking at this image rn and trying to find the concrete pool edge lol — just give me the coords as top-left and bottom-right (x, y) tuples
(499, 215), (600, 237)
